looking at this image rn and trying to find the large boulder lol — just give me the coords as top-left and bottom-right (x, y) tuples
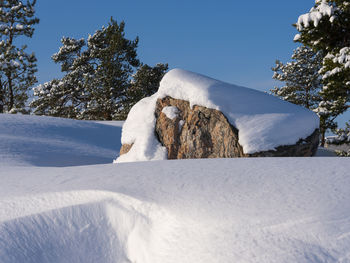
(155, 97), (319, 158)
(116, 69), (320, 163)
(120, 96), (319, 159)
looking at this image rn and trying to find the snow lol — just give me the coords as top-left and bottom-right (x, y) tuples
(326, 133), (350, 144)
(15, 24), (24, 30)
(0, 114), (123, 167)
(1, 113), (350, 263)
(321, 47), (350, 80)
(293, 33), (301, 41)
(117, 68), (319, 163)
(161, 106), (179, 120)
(296, 1), (336, 31)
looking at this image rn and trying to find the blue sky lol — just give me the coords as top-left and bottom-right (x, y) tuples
(22, 0), (349, 125)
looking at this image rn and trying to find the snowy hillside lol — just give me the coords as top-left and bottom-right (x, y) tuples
(1, 114), (349, 263)
(0, 114), (123, 167)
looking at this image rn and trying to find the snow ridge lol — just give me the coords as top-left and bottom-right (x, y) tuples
(0, 190), (175, 263)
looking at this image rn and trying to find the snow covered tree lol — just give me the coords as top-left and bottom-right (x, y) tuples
(326, 121), (350, 156)
(31, 37), (88, 118)
(31, 18), (141, 120)
(0, 0), (39, 113)
(271, 45), (333, 145)
(293, 0), (350, 145)
(271, 46), (322, 109)
(120, 63), (168, 118)
(313, 98), (347, 145)
(294, 0), (350, 119)
(327, 121), (350, 144)
(83, 19), (140, 120)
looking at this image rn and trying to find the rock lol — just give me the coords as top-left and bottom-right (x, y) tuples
(152, 96), (319, 158)
(154, 96), (245, 159)
(117, 69), (320, 162)
(120, 143), (133, 156)
(120, 96), (319, 158)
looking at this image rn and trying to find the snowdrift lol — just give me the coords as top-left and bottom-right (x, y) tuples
(0, 114), (123, 167)
(117, 68), (319, 163)
(1, 157), (350, 263)
(0, 109), (347, 263)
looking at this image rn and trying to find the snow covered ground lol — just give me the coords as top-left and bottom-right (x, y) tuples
(0, 114), (123, 167)
(1, 113), (350, 263)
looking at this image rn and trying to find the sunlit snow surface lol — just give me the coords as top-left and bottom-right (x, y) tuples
(0, 114), (123, 167)
(117, 69), (319, 163)
(0, 114), (349, 263)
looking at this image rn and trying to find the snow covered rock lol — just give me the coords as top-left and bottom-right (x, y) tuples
(153, 97), (319, 159)
(117, 69), (319, 162)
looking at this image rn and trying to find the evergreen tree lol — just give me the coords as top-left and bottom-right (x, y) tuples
(294, 0), (350, 122)
(83, 19), (140, 120)
(313, 98), (346, 145)
(120, 63), (168, 118)
(327, 121), (350, 144)
(271, 45), (337, 145)
(31, 18), (141, 120)
(0, 0), (39, 113)
(31, 37), (88, 118)
(326, 121), (350, 156)
(271, 46), (322, 109)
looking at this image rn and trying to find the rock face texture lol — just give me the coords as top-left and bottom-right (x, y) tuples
(120, 96), (319, 158)
(120, 143), (133, 156)
(155, 97), (245, 159)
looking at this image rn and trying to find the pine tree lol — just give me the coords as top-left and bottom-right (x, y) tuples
(271, 45), (347, 145)
(31, 18), (142, 120)
(294, 0), (350, 122)
(327, 121), (350, 144)
(0, 0), (39, 113)
(271, 46), (322, 109)
(313, 98), (346, 145)
(120, 63), (168, 118)
(31, 37), (91, 118)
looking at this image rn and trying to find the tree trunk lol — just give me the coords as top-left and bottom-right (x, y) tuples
(0, 82), (3, 113)
(320, 129), (325, 147)
(305, 87), (310, 109)
(0, 94), (3, 113)
(7, 73), (14, 111)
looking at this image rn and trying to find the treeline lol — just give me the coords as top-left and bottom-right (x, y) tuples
(0, 1), (167, 120)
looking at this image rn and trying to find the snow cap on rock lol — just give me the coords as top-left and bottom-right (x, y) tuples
(115, 68), (319, 163)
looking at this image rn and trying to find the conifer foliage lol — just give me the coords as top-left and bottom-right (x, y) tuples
(271, 46), (322, 109)
(271, 45), (345, 145)
(0, 0), (39, 113)
(120, 63), (168, 118)
(31, 18), (160, 120)
(294, 0), (350, 123)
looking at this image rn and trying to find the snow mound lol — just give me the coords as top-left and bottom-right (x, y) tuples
(0, 114), (348, 263)
(1, 158), (350, 262)
(0, 190), (174, 263)
(117, 68), (319, 163)
(0, 114), (123, 167)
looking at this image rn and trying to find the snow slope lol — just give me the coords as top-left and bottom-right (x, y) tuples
(0, 113), (350, 263)
(2, 158), (350, 263)
(117, 69), (319, 163)
(0, 114), (122, 167)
